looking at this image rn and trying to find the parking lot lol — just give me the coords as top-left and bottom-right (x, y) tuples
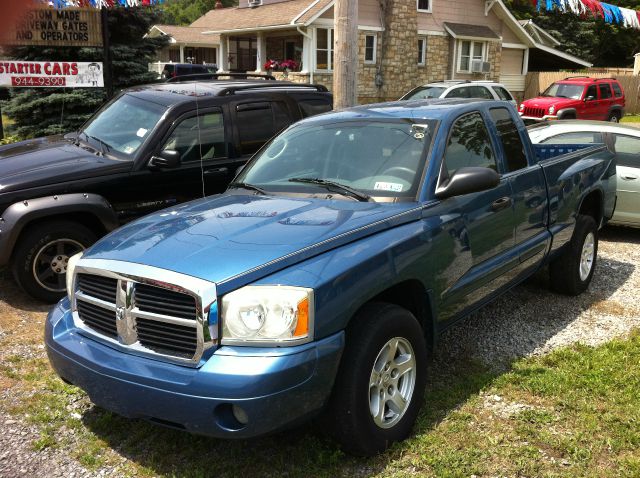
(0, 226), (639, 478)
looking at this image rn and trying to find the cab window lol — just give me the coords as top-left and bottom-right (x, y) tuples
(444, 112), (497, 176)
(162, 109), (227, 163)
(489, 108), (527, 172)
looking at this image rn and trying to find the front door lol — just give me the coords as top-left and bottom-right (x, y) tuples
(437, 111), (516, 319)
(580, 85), (599, 120)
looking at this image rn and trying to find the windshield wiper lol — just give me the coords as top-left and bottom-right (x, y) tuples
(86, 134), (113, 156)
(288, 178), (372, 202)
(228, 182), (268, 195)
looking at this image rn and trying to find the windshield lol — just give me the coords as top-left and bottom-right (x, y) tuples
(236, 119), (437, 200)
(541, 83), (585, 100)
(403, 87), (445, 100)
(82, 94), (167, 159)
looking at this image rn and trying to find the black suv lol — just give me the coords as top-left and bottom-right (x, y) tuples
(0, 78), (332, 301)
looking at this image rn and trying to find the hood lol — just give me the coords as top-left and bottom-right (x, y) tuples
(83, 193), (421, 288)
(0, 136), (127, 193)
(522, 96), (576, 109)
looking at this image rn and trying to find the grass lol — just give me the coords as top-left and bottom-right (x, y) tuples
(2, 323), (639, 477)
(621, 114), (640, 123)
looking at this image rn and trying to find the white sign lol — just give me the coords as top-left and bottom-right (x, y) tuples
(0, 61), (104, 88)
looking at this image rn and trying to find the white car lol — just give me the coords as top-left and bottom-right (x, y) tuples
(528, 121), (640, 227)
(400, 80), (517, 106)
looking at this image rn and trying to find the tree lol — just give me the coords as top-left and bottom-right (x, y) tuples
(4, 7), (169, 139)
(504, 0), (640, 67)
(159, 0), (237, 26)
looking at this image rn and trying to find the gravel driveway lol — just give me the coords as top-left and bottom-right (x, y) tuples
(0, 226), (638, 478)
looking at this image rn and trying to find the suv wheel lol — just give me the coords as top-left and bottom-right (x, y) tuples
(12, 221), (96, 302)
(324, 302), (428, 456)
(607, 111), (621, 122)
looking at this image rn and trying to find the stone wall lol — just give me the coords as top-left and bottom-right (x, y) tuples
(414, 34), (449, 85)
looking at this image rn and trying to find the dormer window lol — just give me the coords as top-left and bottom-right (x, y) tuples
(417, 0), (431, 12)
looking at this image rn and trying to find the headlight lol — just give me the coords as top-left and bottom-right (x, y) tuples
(221, 286), (313, 345)
(519, 103), (525, 111)
(549, 105), (556, 114)
(65, 252), (83, 298)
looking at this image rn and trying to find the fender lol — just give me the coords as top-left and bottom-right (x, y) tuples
(608, 105), (625, 117)
(556, 107), (577, 119)
(0, 193), (118, 267)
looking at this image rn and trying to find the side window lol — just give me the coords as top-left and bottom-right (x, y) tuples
(612, 134), (640, 167)
(445, 86), (470, 99)
(236, 102), (286, 155)
(444, 112), (497, 176)
(540, 132), (603, 144)
(162, 109), (227, 163)
(612, 82), (623, 98)
(584, 85), (597, 100)
(599, 83), (612, 100)
(298, 99), (332, 118)
(493, 86), (514, 102)
(489, 108), (527, 172)
(469, 86), (493, 99)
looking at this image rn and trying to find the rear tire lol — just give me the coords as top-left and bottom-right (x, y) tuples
(549, 214), (598, 296)
(607, 111), (621, 122)
(324, 302), (428, 456)
(11, 221), (96, 303)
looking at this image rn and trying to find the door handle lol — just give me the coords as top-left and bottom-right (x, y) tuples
(621, 174), (638, 181)
(491, 196), (512, 212)
(203, 167), (229, 175)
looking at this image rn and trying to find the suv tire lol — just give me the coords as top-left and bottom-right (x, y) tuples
(607, 111), (621, 122)
(12, 220), (96, 303)
(324, 302), (428, 456)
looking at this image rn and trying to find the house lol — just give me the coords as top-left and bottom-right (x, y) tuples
(149, 0), (591, 101)
(146, 25), (219, 75)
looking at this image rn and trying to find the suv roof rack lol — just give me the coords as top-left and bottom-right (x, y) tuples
(217, 83), (329, 96)
(594, 77), (617, 81)
(563, 75), (590, 80)
(166, 72), (276, 83)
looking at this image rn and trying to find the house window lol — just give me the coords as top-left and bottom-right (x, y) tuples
(458, 40), (485, 73)
(418, 37), (426, 65)
(364, 34), (376, 64)
(417, 0), (431, 12)
(316, 28), (334, 71)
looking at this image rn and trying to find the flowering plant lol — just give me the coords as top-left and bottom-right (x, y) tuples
(263, 59), (279, 70)
(280, 59), (299, 70)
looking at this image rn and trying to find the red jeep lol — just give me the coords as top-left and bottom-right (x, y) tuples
(519, 76), (625, 123)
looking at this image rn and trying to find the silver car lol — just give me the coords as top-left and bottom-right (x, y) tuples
(528, 121), (640, 227)
(400, 80), (517, 106)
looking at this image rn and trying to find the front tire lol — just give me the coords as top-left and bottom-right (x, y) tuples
(11, 221), (96, 302)
(549, 214), (598, 295)
(325, 302), (428, 456)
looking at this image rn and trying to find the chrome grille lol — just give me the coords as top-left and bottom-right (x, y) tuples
(77, 300), (117, 338)
(71, 261), (217, 367)
(523, 106), (545, 118)
(77, 274), (117, 303)
(135, 283), (197, 320)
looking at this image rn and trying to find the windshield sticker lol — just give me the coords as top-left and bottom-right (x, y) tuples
(123, 145), (135, 154)
(374, 181), (403, 192)
(136, 128), (148, 138)
(411, 124), (430, 139)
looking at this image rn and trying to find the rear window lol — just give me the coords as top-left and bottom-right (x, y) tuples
(298, 99), (332, 118)
(540, 131), (603, 144)
(489, 107), (528, 172)
(612, 82), (623, 98)
(493, 86), (514, 102)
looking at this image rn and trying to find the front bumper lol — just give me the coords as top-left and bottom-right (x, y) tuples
(519, 114), (558, 122)
(46, 298), (344, 438)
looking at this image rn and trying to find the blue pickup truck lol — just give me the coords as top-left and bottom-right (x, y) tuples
(45, 99), (616, 455)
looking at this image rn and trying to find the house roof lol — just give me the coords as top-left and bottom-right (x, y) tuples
(149, 25), (220, 45)
(193, 0), (333, 33)
(443, 22), (500, 41)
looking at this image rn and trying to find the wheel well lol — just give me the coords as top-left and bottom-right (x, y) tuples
(368, 280), (434, 347)
(12, 212), (107, 255)
(579, 190), (603, 227)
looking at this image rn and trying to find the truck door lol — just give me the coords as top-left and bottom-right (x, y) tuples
(489, 107), (550, 278)
(437, 111), (517, 319)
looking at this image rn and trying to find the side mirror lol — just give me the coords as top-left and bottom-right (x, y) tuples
(435, 166), (500, 200)
(149, 149), (181, 169)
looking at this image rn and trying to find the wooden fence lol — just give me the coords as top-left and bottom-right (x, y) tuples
(525, 71), (640, 115)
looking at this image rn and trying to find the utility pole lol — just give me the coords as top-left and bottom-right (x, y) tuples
(333, 0), (358, 109)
